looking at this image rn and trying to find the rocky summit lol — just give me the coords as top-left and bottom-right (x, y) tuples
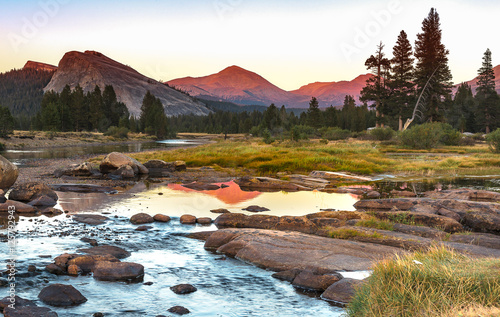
(44, 50), (211, 117)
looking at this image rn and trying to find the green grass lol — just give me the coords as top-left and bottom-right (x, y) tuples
(345, 245), (500, 317)
(356, 217), (395, 231)
(126, 139), (500, 176)
(327, 228), (386, 240)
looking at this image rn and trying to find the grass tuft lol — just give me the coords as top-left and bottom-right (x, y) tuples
(345, 245), (500, 317)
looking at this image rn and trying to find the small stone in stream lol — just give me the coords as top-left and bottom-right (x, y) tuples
(272, 269), (302, 282)
(46, 263), (65, 275)
(67, 264), (81, 276)
(153, 214), (171, 223)
(168, 306), (190, 315)
(28, 265), (36, 272)
(158, 192), (163, 195)
(180, 214), (196, 224)
(81, 237), (98, 246)
(196, 217), (212, 225)
(73, 214), (109, 225)
(4, 306), (59, 317)
(135, 225), (152, 231)
(78, 245), (130, 259)
(28, 195), (57, 206)
(210, 208), (230, 214)
(93, 313), (104, 317)
(144, 281), (154, 286)
(92, 261), (144, 282)
(130, 213), (154, 225)
(220, 184), (229, 188)
(242, 205), (270, 213)
(38, 284), (87, 306)
(366, 191), (381, 199)
(0, 278), (8, 287)
(170, 284), (197, 295)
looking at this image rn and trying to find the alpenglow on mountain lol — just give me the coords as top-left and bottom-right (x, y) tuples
(167, 66), (373, 108)
(44, 50), (211, 117)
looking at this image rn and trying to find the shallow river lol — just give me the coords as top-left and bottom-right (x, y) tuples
(1, 182), (357, 317)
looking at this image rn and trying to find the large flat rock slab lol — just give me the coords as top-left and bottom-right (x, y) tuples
(205, 228), (403, 272)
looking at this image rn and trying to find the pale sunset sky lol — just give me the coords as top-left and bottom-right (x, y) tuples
(0, 0), (498, 90)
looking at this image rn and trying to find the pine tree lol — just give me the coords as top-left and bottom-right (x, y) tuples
(414, 8), (453, 122)
(306, 97), (323, 128)
(0, 105), (14, 137)
(59, 85), (73, 131)
(71, 85), (88, 131)
(449, 83), (475, 132)
(140, 91), (168, 138)
(88, 85), (104, 131)
(360, 42), (391, 127)
(475, 49), (500, 133)
(389, 30), (415, 130)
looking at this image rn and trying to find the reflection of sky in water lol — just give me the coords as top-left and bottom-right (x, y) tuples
(57, 181), (358, 218)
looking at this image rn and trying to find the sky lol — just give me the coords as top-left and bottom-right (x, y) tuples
(1, 0), (499, 91)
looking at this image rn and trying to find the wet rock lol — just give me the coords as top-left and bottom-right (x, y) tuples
(321, 278), (364, 305)
(210, 208), (230, 214)
(242, 205), (270, 213)
(38, 284), (87, 306)
(93, 313), (104, 317)
(0, 155), (18, 191)
(100, 152), (148, 175)
(46, 263), (66, 275)
(81, 237), (98, 246)
(292, 270), (341, 291)
(196, 217), (212, 225)
(0, 278), (8, 287)
(271, 269), (302, 282)
(27, 195), (57, 207)
(182, 182), (220, 191)
(50, 184), (116, 193)
(0, 200), (36, 214)
(236, 176), (307, 192)
(167, 306), (190, 315)
(170, 284), (197, 294)
(130, 213), (154, 225)
(110, 165), (135, 179)
(185, 231), (216, 241)
(27, 265), (36, 272)
(67, 264), (82, 276)
(366, 191), (381, 199)
(8, 182), (58, 203)
(135, 225), (152, 231)
(180, 214), (197, 224)
(153, 214), (171, 223)
(4, 306), (58, 317)
(0, 296), (36, 311)
(68, 254), (119, 273)
(40, 207), (63, 216)
(78, 245), (131, 259)
(205, 228), (402, 272)
(92, 261), (144, 282)
(72, 214), (109, 225)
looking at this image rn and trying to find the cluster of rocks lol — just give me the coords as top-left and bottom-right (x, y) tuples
(0, 181), (61, 216)
(128, 212), (213, 226)
(54, 152), (186, 180)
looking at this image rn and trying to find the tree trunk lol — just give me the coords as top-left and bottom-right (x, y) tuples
(398, 116), (403, 131)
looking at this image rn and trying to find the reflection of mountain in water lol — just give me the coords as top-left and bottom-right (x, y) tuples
(168, 181), (261, 205)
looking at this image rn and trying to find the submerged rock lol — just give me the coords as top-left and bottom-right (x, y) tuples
(170, 284), (197, 294)
(292, 270), (341, 291)
(92, 261), (144, 282)
(242, 205), (270, 213)
(78, 245), (131, 259)
(72, 214), (109, 225)
(8, 182), (58, 203)
(0, 200), (36, 214)
(167, 306), (190, 315)
(130, 213), (154, 225)
(321, 278), (364, 305)
(210, 208), (231, 214)
(182, 182), (220, 191)
(236, 176), (307, 192)
(0, 155), (18, 191)
(271, 269), (302, 282)
(38, 284), (87, 307)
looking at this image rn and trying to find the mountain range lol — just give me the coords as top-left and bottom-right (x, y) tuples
(44, 51), (211, 117)
(167, 66), (372, 108)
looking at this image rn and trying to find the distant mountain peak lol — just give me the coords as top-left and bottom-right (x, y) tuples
(23, 61), (57, 72)
(44, 50), (210, 117)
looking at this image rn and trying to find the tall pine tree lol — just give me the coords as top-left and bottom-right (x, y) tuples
(389, 30), (415, 130)
(414, 8), (453, 122)
(360, 42), (391, 127)
(475, 48), (500, 133)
